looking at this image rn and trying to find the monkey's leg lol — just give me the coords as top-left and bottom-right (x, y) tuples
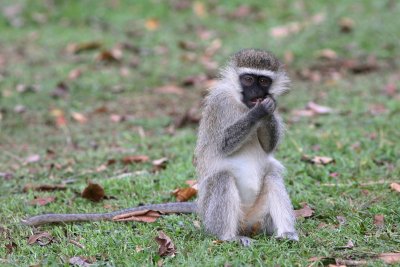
(198, 171), (243, 242)
(263, 161), (298, 241)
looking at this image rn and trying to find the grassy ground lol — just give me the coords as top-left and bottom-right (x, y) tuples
(0, 0), (399, 266)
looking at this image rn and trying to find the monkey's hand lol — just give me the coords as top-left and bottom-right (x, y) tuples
(251, 97), (276, 119)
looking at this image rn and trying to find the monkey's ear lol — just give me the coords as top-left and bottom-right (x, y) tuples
(269, 70), (290, 96)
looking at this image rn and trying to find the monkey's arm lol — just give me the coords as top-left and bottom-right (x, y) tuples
(257, 113), (282, 153)
(220, 108), (263, 155)
(22, 202), (196, 226)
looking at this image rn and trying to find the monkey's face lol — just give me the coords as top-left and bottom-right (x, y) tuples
(239, 74), (272, 108)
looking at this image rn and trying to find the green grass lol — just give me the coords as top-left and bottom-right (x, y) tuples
(0, 0), (399, 266)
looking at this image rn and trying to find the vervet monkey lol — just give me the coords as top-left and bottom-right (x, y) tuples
(23, 49), (298, 245)
(194, 48), (297, 245)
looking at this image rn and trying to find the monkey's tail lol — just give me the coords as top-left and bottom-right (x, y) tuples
(22, 202), (197, 226)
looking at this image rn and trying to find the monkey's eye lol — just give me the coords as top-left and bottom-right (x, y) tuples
(259, 77), (272, 87)
(240, 75), (255, 87)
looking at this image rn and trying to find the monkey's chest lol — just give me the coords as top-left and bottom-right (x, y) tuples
(227, 144), (267, 207)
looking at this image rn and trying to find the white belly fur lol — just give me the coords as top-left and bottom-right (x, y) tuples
(223, 142), (269, 207)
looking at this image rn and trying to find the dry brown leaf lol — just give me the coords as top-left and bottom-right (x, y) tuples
(25, 154), (41, 164)
(335, 239), (354, 250)
(29, 196), (56, 206)
(270, 13), (325, 38)
(67, 41), (101, 54)
(113, 210), (162, 223)
(369, 103), (388, 115)
(50, 108), (67, 127)
(377, 253), (400, 264)
(373, 214), (384, 227)
(110, 114), (125, 122)
(185, 180), (198, 190)
(27, 232), (53, 246)
(291, 109), (315, 117)
(152, 157), (169, 172)
(69, 256), (93, 267)
(122, 155), (149, 165)
(316, 49), (338, 60)
(294, 203), (314, 218)
(5, 242), (17, 254)
(145, 18), (159, 31)
(50, 82), (69, 99)
(71, 112), (88, 124)
(172, 187), (197, 202)
(390, 182), (400, 192)
(193, 2), (207, 18)
(307, 101), (333, 114)
(23, 183), (66, 192)
(154, 85), (185, 95)
(154, 231), (176, 257)
(302, 155), (334, 165)
(81, 182), (105, 202)
(336, 216), (347, 226)
(0, 172), (13, 180)
(338, 17), (354, 33)
(68, 68), (82, 80)
(96, 50), (120, 62)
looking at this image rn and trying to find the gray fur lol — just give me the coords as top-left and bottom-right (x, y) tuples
(231, 48), (281, 71)
(195, 49), (298, 241)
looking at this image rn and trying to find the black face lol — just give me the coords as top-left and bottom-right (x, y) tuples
(239, 73), (272, 108)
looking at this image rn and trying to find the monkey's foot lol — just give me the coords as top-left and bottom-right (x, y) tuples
(236, 236), (254, 247)
(275, 231), (299, 242)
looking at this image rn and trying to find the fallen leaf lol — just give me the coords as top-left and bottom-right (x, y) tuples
(27, 232), (53, 246)
(336, 216), (347, 226)
(14, 105), (26, 113)
(377, 253), (400, 264)
(23, 183), (66, 192)
(294, 203), (314, 218)
(50, 108), (67, 127)
(50, 82), (69, 99)
(291, 109), (315, 117)
(5, 242), (17, 254)
(373, 214), (384, 227)
(302, 155), (334, 165)
(338, 17), (354, 33)
(113, 210), (162, 223)
(25, 154), (41, 164)
(270, 13), (325, 38)
(390, 182), (400, 192)
(71, 112), (88, 124)
(174, 107), (201, 128)
(122, 155), (149, 164)
(68, 256), (93, 267)
(152, 157), (169, 172)
(172, 187), (197, 202)
(68, 68), (82, 80)
(0, 172), (14, 180)
(185, 180), (198, 190)
(110, 114), (125, 122)
(335, 239), (354, 250)
(154, 85), (185, 95)
(306, 101), (333, 114)
(96, 50), (120, 62)
(145, 18), (159, 31)
(67, 41), (101, 54)
(154, 231), (176, 257)
(193, 2), (207, 18)
(316, 49), (338, 60)
(81, 182), (105, 202)
(369, 103), (388, 115)
(29, 196), (56, 206)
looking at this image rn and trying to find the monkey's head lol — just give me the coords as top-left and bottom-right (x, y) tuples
(221, 49), (290, 109)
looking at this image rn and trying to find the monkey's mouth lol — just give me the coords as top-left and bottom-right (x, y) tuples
(250, 96), (267, 104)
